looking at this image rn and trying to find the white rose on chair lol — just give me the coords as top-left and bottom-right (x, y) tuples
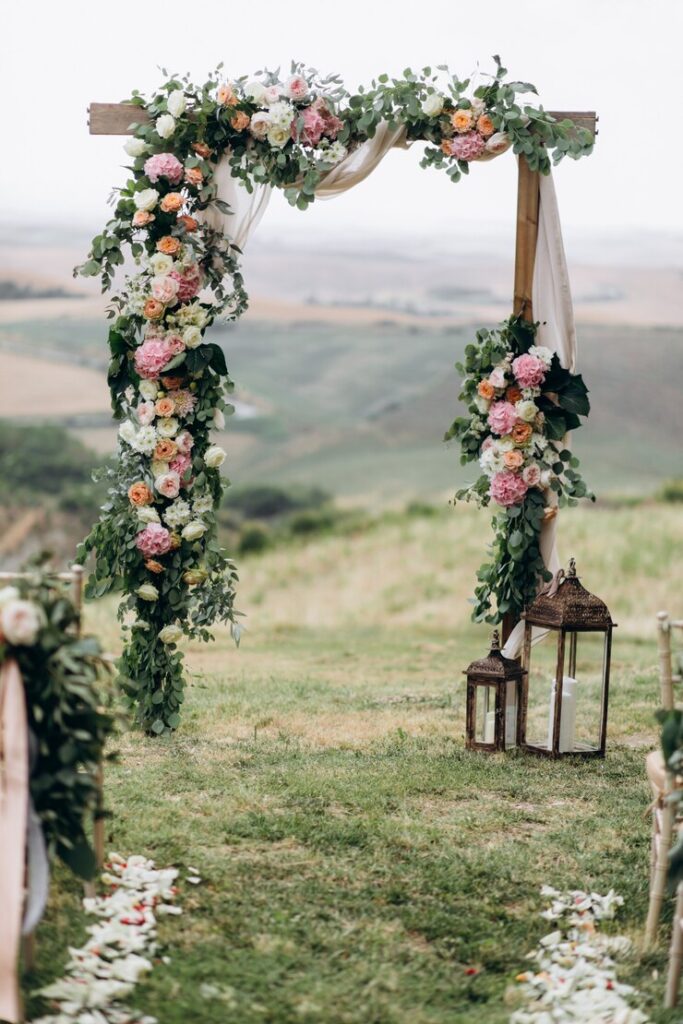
(1, 599), (42, 646)
(156, 114), (176, 139)
(159, 624), (184, 645)
(204, 445), (226, 469)
(182, 520), (207, 542)
(421, 92), (444, 118)
(166, 90), (186, 118)
(134, 188), (159, 212)
(124, 137), (148, 158)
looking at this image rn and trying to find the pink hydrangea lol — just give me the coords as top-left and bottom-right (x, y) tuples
(490, 470), (529, 508)
(292, 106), (326, 147)
(143, 153), (184, 185)
(169, 264), (203, 302)
(175, 430), (194, 454)
(134, 338), (174, 379)
(487, 401), (518, 436)
(136, 523), (172, 557)
(512, 354), (546, 388)
(312, 99), (344, 139)
(450, 131), (486, 161)
(169, 453), (192, 480)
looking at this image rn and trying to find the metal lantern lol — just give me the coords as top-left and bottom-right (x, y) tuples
(519, 558), (615, 758)
(465, 630), (526, 752)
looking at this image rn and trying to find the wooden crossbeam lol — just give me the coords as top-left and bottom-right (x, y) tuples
(87, 102), (597, 137)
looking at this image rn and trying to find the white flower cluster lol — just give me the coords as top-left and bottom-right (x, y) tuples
(33, 853), (188, 1024)
(510, 887), (648, 1024)
(0, 585), (43, 645)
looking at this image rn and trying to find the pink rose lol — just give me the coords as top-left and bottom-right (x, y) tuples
(312, 98), (344, 139)
(166, 333), (185, 355)
(136, 523), (172, 558)
(449, 132), (486, 162)
(143, 153), (184, 185)
(284, 75), (309, 102)
(264, 85), (281, 104)
(134, 338), (174, 379)
(169, 265), (203, 303)
(155, 471), (181, 498)
(522, 463), (542, 487)
(175, 430), (194, 454)
(480, 436), (495, 453)
(488, 367), (507, 390)
(151, 275), (180, 305)
(512, 354), (546, 389)
(169, 453), (192, 480)
(490, 470), (529, 508)
(137, 401), (156, 425)
(487, 401), (518, 437)
(292, 106), (326, 147)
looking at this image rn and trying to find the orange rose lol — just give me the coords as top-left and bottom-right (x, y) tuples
(161, 374), (185, 389)
(451, 109), (474, 133)
(503, 450), (524, 470)
(217, 84), (238, 107)
(145, 560), (165, 574)
(155, 397), (176, 417)
(230, 111), (251, 132)
(160, 192), (183, 213)
(128, 482), (153, 507)
(193, 142), (212, 158)
(476, 114), (495, 138)
(157, 235), (181, 255)
(511, 422), (533, 445)
(477, 380), (495, 400)
(143, 298), (165, 320)
(154, 438), (178, 461)
(506, 385), (523, 404)
(178, 215), (198, 233)
(440, 139), (454, 156)
(133, 210), (155, 228)
(184, 167), (203, 187)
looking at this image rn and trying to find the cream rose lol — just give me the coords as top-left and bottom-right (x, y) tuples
(1, 599), (42, 646)
(516, 400), (538, 422)
(245, 80), (267, 104)
(267, 124), (290, 148)
(136, 584), (159, 602)
(167, 90), (186, 118)
(124, 137), (148, 158)
(134, 188), (159, 212)
(157, 417), (179, 438)
(156, 114), (176, 139)
(159, 624), (184, 644)
(421, 92), (444, 117)
(182, 326), (202, 349)
(149, 252), (174, 276)
(249, 112), (271, 140)
(181, 520), (207, 542)
(204, 444), (226, 469)
(263, 85), (282, 105)
(139, 380), (159, 401)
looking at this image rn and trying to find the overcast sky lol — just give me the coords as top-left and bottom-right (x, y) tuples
(2, 0), (681, 245)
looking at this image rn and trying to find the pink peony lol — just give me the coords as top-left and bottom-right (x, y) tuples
(134, 338), (174, 379)
(522, 463), (542, 487)
(151, 275), (180, 305)
(490, 470), (529, 508)
(175, 430), (194, 454)
(169, 453), (192, 480)
(155, 472), (181, 498)
(284, 74), (309, 102)
(312, 98), (344, 139)
(488, 367), (507, 390)
(137, 401), (156, 425)
(449, 131), (486, 161)
(143, 153), (184, 185)
(136, 523), (172, 557)
(292, 106), (326, 147)
(169, 265), (203, 302)
(487, 401), (518, 437)
(512, 354), (546, 388)
(166, 333), (185, 355)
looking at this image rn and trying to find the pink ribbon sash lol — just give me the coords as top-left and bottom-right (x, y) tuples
(0, 658), (28, 1024)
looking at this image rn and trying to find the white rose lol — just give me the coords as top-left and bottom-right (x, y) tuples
(479, 447), (503, 477)
(137, 506), (160, 524)
(245, 80), (267, 104)
(474, 395), (490, 415)
(124, 137), (148, 158)
(151, 459), (170, 477)
(136, 584), (159, 602)
(182, 520), (207, 542)
(263, 85), (282, 105)
(149, 253), (174, 276)
(139, 380), (159, 401)
(182, 326), (202, 349)
(0, 586), (20, 608)
(157, 417), (179, 438)
(119, 420), (137, 446)
(267, 124), (290, 149)
(134, 188), (159, 212)
(529, 345), (554, 367)
(213, 408), (225, 430)
(159, 624), (184, 644)
(1, 599), (42, 646)
(517, 400), (538, 423)
(249, 111), (271, 140)
(167, 90), (186, 118)
(156, 114), (176, 139)
(204, 444), (226, 469)
(421, 92), (444, 118)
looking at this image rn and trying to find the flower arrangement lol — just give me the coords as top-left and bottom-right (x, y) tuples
(445, 316), (592, 623)
(77, 59), (594, 732)
(0, 577), (114, 878)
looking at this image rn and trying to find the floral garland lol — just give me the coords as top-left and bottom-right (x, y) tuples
(0, 578), (114, 878)
(445, 316), (592, 623)
(77, 59), (594, 733)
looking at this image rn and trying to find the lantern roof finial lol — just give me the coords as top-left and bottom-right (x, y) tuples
(567, 557), (577, 578)
(490, 629), (501, 651)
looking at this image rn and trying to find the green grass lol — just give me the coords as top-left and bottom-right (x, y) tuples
(23, 503), (683, 1022)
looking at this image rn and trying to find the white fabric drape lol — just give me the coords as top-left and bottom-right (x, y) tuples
(198, 137), (577, 659)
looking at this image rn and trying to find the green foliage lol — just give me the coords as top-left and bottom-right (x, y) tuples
(0, 420), (99, 499)
(238, 522), (271, 555)
(657, 479), (683, 504)
(227, 483), (331, 520)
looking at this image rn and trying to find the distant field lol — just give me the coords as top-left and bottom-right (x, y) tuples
(1, 315), (681, 498)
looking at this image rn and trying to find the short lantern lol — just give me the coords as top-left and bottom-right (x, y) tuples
(465, 630), (526, 752)
(519, 558), (615, 758)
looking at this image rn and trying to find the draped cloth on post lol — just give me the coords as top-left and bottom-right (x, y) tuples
(0, 659), (28, 1024)
(197, 134), (577, 657)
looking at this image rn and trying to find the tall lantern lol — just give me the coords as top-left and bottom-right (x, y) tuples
(465, 630), (526, 752)
(519, 558), (615, 758)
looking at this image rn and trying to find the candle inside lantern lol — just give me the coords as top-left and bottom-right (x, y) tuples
(484, 710), (496, 744)
(505, 681), (518, 747)
(547, 675), (577, 753)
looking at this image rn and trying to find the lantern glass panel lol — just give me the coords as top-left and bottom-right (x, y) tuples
(475, 684), (497, 745)
(524, 629), (561, 751)
(570, 631), (609, 753)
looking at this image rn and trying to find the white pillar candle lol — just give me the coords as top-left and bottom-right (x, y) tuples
(484, 709), (496, 744)
(505, 681), (518, 748)
(547, 675), (577, 752)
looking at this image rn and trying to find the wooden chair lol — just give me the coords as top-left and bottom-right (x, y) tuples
(0, 566), (105, 971)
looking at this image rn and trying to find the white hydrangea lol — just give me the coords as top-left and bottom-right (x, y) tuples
(532, 432), (548, 452)
(130, 426), (158, 456)
(192, 493), (214, 516)
(479, 445), (504, 477)
(267, 101), (295, 128)
(521, 386), (541, 400)
(529, 344), (554, 367)
(163, 499), (192, 529)
(137, 506), (160, 524)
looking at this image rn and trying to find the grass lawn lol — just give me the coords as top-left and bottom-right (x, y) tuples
(24, 503), (683, 1023)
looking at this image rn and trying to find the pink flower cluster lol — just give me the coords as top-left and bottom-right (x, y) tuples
(134, 337), (174, 379)
(292, 100), (344, 147)
(448, 133), (486, 161)
(490, 470), (529, 507)
(512, 354), (546, 388)
(143, 153), (184, 185)
(487, 401), (518, 436)
(169, 264), (203, 302)
(136, 523), (172, 557)
(169, 452), (192, 480)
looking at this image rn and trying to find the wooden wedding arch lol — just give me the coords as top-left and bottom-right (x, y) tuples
(87, 101), (598, 642)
